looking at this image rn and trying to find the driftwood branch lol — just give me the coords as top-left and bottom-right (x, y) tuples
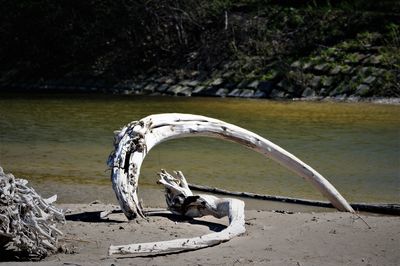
(108, 113), (354, 220)
(109, 170), (245, 256)
(188, 183), (400, 215)
(0, 167), (65, 258)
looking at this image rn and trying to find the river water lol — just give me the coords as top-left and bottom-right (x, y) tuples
(0, 93), (399, 210)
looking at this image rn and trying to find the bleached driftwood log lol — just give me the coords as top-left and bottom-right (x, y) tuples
(0, 167), (65, 258)
(108, 113), (354, 220)
(108, 170), (245, 255)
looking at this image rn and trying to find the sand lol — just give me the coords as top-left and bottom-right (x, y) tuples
(1, 203), (399, 266)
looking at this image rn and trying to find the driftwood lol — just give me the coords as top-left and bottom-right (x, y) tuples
(108, 170), (245, 255)
(108, 113), (354, 220)
(107, 113), (354, 256)
(0, 167), (65, 258)
(188, 183), (400, 215)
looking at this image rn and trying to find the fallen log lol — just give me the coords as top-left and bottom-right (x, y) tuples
(0, 167), (65, 258)
(188, 183), (400, 215)
(108, 113), (354, 220)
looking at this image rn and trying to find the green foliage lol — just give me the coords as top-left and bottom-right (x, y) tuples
(0, 0), (398, 85)
(260, 69), (279, 81)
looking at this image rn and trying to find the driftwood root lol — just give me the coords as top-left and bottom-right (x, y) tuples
(108, 113), (354, 220)
(109, 170), (245, 256)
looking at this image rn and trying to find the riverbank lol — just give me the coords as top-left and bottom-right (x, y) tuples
(2, 2), (398, 100)
(2, 203), (399, 265)
(2, 86), (399, 105)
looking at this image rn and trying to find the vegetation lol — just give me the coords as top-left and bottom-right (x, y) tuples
(0, 0), (398, 96)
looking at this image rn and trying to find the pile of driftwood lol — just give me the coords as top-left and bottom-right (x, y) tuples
(0, 167), (64, 258)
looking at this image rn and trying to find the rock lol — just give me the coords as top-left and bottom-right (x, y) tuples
(309, 76), (322, 88)
(355, 84), (370, 96)
(366, 55), (383, 65)
(372, 68), (385, 76)
(334, 94), (347, 101)
(350, 75), (359, 83)
(252, 90), (266, 98)
(319, 88), (328, 96)
(347, 95), (361, 102)
(222, 61), (235, 69)
(157, 84), (169, 92)
(164, 78), (175, 84)
(269, 89), (287, 98)
(143, 83), (158, 93)
(192, 86), (205, 94)
(177, 87), (192, 96)
(179, 80), (192, 86)
(215, 88), (229, 97)
(187, 80), (200, 87)
(237, 80), (248, 89)
(302, 62), (312, 70)
(190, 71), (200, 77)
(345, 53), (368, 64)
(362, 76), (376, 84)
(277, 79), (290, 89)
(330, 82), (353, 96)
(314, 63), (329, 72)
(166, 85), (183, 95)
(360, 67), (371, 75)
(285, 85), (296, 94)
(322, 77), (334, 87)
(290, 61), (302, 68)
(329, 66), (341, 75)
(211, 78), (224, 86)
(239, 89), (254, 98)
(302, 87), (316, 97)
(222, 71), (235, 78)
(247, 81), (259, 89)
(228, 88), (242, 97)
(340, 65), (352, 74)
(133, 82), (145, 91)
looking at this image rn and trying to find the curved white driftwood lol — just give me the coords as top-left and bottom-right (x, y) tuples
(109, 170), (245, 256)
(108, 113), (354, 220)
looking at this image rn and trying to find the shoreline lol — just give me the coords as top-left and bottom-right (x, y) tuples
(1, 203), (399, 265)
(1, 88), (399, 105)
(0, 203), (400, 265)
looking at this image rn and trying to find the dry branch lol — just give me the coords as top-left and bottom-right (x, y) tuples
(188, 183), (400, 215)
(0, 167), (65, 258)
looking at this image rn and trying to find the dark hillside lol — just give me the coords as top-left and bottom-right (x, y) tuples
(1, 0), (399, 98)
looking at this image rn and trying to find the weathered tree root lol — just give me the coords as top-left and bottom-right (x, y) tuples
(108, 113), (354, 221)
(0, 167), (65, 258)
(108, 170), (245, 256)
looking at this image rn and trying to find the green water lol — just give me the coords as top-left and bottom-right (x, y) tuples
(0, 93), (399, 207)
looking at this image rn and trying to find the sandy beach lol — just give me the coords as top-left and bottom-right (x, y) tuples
(2, 203), (399, 266)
